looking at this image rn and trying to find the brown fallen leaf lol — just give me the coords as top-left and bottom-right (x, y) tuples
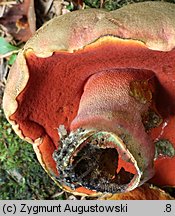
(34, 0), (64, 28)
(0, 0), (36, 41)
(71, 0), (84, 9)
(99, 184), (174, 200)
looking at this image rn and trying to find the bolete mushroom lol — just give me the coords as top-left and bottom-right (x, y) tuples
(3, 2), (175, 197)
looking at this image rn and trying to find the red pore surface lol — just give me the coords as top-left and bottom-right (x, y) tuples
(10, 39), (175, 185)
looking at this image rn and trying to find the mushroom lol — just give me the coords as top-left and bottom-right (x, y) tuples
(3, 2), (175, 196)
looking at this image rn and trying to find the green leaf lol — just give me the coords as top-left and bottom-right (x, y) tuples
(0, 37), (19, 55)
(66, 3), (74, 11)
(8, 53), (17, 65)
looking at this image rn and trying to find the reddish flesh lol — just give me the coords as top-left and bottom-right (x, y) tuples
(150, 157), (175, 186)
(117, 156), (137, 174)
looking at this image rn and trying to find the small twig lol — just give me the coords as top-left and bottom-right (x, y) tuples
(51, 190), (64, 198)
(100, 0), (104, 8)
(7, 169), (25, 184)
(0, 4), (6, 17)
(0, 80), (5, 87)
(67, 195), (78, 200)
(0, 1), (17, 6)
(0, 25), (14, 41)
(0, 57), (8, 85)
(43, 0), (54, 16)
(0, 49), (19, 59)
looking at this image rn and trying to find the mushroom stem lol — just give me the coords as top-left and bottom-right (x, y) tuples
(54, 68), (156, 193)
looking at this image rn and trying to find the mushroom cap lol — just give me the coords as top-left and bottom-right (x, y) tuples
(25, 1), (175, 54)
(3, 2), (175, 195)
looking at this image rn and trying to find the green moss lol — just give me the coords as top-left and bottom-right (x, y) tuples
(84, 0), (175, 11)
(0, 109), (65, 200)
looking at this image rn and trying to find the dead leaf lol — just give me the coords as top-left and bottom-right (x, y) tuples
(0, 0), (36, 41)
(70, 0), (84, 9)
(99, 184), (174, 200)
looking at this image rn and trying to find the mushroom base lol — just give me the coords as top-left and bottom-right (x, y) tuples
(53, 129), (138, 194)
(68, 144), (134, 193)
